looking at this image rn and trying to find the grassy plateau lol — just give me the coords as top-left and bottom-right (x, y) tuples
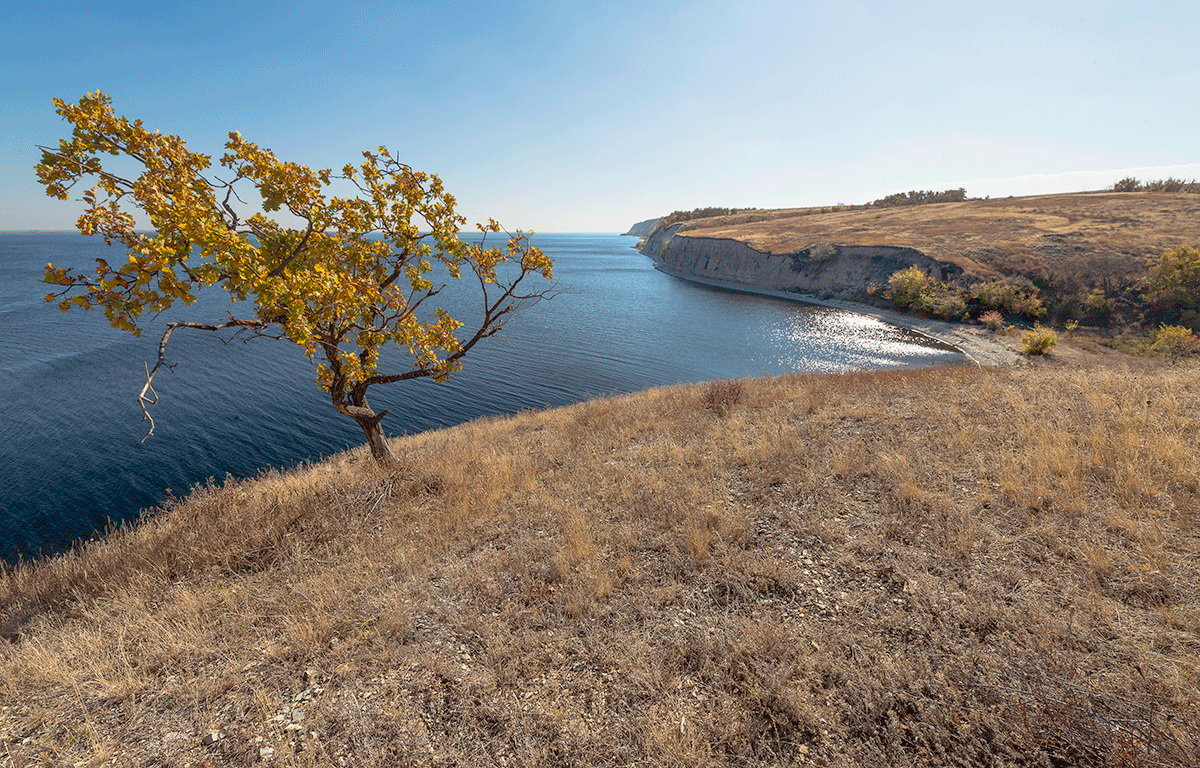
(667, 192), (1200, 292)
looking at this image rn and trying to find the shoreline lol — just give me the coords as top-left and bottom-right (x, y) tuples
(652, 263), (1022, 367)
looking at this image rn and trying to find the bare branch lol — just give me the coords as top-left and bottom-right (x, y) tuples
(358, 267), (555, 390)
(138, 318), (271, 441)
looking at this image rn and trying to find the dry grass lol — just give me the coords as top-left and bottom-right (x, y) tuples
(677, 191), (1200, 291)
(2, 362), (1200, 767)
(699, 379), (746, 417)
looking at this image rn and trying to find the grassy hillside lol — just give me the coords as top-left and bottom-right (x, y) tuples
(3, 362), (1200, 767)
(670, 192), (1200, 297)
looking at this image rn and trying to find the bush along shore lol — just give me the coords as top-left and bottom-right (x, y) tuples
(3, 361), (1199, 767)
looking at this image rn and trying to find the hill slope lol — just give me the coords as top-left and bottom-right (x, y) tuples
(2, 362), (1198, 766)
(637, 192), (1200, 302)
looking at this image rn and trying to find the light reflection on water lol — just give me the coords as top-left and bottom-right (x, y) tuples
(767, 304), (958, 373)
(0, 232), (963, 560)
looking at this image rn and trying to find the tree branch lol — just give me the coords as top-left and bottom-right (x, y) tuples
(266, 217), (315, 278)
(357, 265), (554, 391)
(138, 318), (271, 441)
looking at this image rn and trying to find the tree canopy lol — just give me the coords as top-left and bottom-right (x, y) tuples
(36, 91), (554, 461)
(1143, 246), (1200, 329)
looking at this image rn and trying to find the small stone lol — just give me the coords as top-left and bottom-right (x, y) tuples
(201, 732), (223, 746)
(259, 746), (276, 759)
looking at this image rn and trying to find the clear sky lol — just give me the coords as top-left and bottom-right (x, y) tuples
(2, 0), (1198, 232)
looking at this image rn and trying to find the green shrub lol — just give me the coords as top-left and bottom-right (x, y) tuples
(884, 267), (936, 310)
(968, 281), (1045, 319)
(1143, 246), (1200, 328)
(885, 268), (1043, 323)
(929, 292), (968, 320)
(1081, 287), (1117, 322)
(1111, 177), (1200, 193)
(870, 188), (968, 207)
(1149, 324), (1200, 360)
(1020, 326), (1058, 355)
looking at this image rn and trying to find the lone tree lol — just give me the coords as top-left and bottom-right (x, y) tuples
(35, 92), (554, 463)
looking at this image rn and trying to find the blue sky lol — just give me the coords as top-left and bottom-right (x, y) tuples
(2, 0), (1198, 231)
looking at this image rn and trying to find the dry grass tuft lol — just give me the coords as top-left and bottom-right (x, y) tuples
(699, 378), (746, 416)
(2, 361), (1199, 766)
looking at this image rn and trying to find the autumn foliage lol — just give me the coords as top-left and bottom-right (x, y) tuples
(35, 91), (553, 461)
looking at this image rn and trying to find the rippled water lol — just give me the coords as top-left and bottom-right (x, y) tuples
(0, 233), (962, 560)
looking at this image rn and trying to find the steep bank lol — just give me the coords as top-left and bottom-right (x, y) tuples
(3, 363), (1198, 767)
(639, 222), (1017, 364)
(641, 221), (962, 303)
(635, 191), (1200, 302)
(622, 216), (661, 237)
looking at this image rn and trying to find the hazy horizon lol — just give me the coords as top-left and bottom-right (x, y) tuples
(3, 0), (1198, 232)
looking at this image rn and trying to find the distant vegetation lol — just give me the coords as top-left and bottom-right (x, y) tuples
(648, 187), (1200, 340)
(882, 266), (1044, 322)
(1112, 176), (1200, 193)
(658, 189), (972, 234)
(660, 207), (760, 227)
(884, 244), (1200, 338)
(869, 187), (969, 207)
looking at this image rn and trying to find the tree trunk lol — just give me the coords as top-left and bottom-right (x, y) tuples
(354, 413), (400, 465)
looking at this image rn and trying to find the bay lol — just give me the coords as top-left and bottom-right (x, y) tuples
(0, 232), (962, 561)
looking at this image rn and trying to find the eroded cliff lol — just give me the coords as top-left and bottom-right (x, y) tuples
(622, 217), (661, 238)
(633, 192), (1200, 301)
(639, 222), (960, 301)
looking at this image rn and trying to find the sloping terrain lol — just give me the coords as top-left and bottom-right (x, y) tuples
(645, 192), (1200, 296)
(2, 362), (1199, 767)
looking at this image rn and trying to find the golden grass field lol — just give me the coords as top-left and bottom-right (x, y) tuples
(675, 192), (1200, 289)
(2, 359), (1199, 767)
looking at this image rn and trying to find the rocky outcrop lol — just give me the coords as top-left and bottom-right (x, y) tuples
(622, 218), (662, 238)
(636, 222), (961, 301)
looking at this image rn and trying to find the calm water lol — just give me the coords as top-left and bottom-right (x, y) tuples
(0, 233), (962, 561)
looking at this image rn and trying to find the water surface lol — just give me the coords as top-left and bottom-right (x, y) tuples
(0, 233), (962, 560)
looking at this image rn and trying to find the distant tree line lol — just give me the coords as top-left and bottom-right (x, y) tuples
(1112, 177), (1200, 194)
(869, 188), (969, 207)
(656, 189), (972, 232)
(659, 207), (760, 227)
